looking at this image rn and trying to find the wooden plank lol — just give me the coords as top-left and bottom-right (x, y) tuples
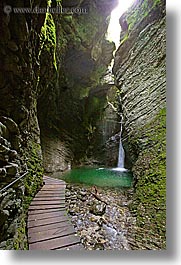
(28, 215), (69, 228)
(42, 182), (65, 185)
(35, 192), (65, 198)
(32, 197), (65, 201)
(30, 200), (65, 206)
(42, 184), (66, 187)
(28, 226), (75, 244)
(43, 180), (65, 184)
(38, 193), (65, 196)
(34, 195), (65, 200)
(37, 190), (65, 193)
(43, 181), (64, 186)
(42, 179), (65, 186)
(43, 176), (63, 180)
(29, 234), (80, 250)
(28, 205), (65, 210)
(43, 176), (63, 181)
(41, 186), (65, 190)
(39, 190), (65, 193)
(28, 175), (82, 250)
(43, 182), (64, 186)
(28, 211), (67, 221)
(36, 191), (65, 194)
(31, 197), (65, 202)
(28, 220), (72, 234)
(40, 188), (65, 192)
(40, 186), (64, 190)
(28, 208), (65, 215)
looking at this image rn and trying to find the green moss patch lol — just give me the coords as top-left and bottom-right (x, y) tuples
(13, 141), (43, 250)
(127, 0), (163, 31)
(129, 108), (166, 249)
(23, 142), (43, 211)
(40, 12), (57, 70)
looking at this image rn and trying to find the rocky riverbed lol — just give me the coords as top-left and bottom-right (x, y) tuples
(65, 184), (137, 250)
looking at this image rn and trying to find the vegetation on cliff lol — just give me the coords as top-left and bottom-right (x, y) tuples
(113, 0), (166, 249)
(129, 108), (166, 248)
(0, 0), (166, 250)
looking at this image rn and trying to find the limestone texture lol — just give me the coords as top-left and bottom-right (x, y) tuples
(113, 0), (166, 248)
(0, 0), (46, 249)
(0, 0), (117, 249)
(0, 0), (166, 250)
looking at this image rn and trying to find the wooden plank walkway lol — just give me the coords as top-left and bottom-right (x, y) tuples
(28, 176), (82, 250)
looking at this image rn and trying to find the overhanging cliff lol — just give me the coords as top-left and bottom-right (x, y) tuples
(0, 0), (166, 250)
(37, 0), (117, 172)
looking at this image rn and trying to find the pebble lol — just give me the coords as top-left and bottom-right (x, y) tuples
(65, 184), (136, 250)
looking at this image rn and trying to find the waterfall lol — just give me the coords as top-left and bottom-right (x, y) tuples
(117, 121), (125, 168)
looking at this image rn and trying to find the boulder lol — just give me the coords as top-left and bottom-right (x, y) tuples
(90, 201), (106, 216)
(1, 117), (20, 135)
(4, 163), (18, 175)
(0, 209), (9, 226)
(0, 144), (10, 155)
(0, 122), (8, 139)
(0, 168), (7, 177)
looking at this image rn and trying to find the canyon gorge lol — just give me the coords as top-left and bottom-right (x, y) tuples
(0, 0), (166, 250)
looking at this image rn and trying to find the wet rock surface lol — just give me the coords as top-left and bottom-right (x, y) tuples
(112, 0), (166, 248)
(65, 184), (137, 250)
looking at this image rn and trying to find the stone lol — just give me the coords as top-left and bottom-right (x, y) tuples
(11, 136), (21, 150)
(0, 122), (8, 139)
(80, 196), (87, 202)
(0, 143), (10, 154)
(0, 209), (9, 226)
(0, 168), (7, 177)
(90, 201), (106, 216)
(0, 154), (9, 163)
(66, 185), (72, 190)
(4, 163), (18, 175)
(79, 190), (87, 196)
(0, 137), (10, 148)
(8, 150), (18, 160)
(0, 241), (7, 250)
(66, 191), (71, 196)
(93, 242), (104, 250)
(8, 220), (18, 236)
(1, 117), (20, 135)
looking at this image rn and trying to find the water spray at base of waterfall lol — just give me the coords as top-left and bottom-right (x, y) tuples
(116, 114), (127, 171)
(111, 167), (128, 172)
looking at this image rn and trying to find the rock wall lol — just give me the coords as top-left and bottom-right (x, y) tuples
(0, 0), (118, 249)
(113, 0), (166, 249)
(0, 0), (47, 249)
(91, 86), (121, 167)
(38, 0), (117, 171)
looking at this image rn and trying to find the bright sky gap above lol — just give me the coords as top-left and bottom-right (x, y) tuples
(107, 0), (134, 48)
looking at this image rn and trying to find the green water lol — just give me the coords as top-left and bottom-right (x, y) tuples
(59, 167), (133, 188)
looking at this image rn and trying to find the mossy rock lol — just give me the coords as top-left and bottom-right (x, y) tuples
(129, 108), (166, 249)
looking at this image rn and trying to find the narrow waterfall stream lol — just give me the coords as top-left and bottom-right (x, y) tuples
(117, 136), (125, 168)
(117, 122), (125, 168)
